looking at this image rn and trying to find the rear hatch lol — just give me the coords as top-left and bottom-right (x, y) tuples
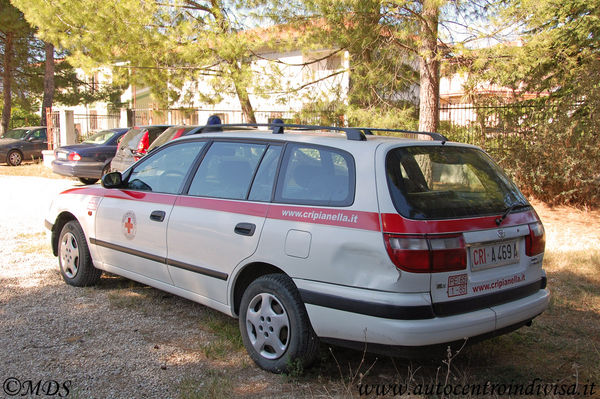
(383, 145), (545, 316)
(148, 126), (194, 152)
(113, 128), (144, 165)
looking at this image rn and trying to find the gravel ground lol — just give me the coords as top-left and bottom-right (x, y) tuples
(0, 176), (284, 399)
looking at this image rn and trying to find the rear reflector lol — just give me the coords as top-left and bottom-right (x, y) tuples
(384, 233), (466, 273)
(525, 222), (545, 256)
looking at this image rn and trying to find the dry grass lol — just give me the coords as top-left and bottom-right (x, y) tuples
(0, 161), (70, 180)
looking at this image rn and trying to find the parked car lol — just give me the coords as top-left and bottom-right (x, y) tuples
(46, 123), (548, 373)
(146, 116), (226, 154)
(52, 128), (129, 184)
(146, 126), (205, 153)
(109, 125), (171, 172)
(0, 126), (47, 166)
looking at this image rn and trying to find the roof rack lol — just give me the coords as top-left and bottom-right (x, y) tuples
(199, 122), (448, 142)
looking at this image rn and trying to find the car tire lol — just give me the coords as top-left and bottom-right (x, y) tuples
(239, 273), (319, 373)
(58, 220), (102, 287)
(101, 164), (111, 177)
(78, 177), (98, 185)
(7, 150), (23, 166)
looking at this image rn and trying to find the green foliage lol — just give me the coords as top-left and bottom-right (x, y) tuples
(440, 101), (600, 206)
(457, 0), (600, 206)
(4, 104), (41, 127)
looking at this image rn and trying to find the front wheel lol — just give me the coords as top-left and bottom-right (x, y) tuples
(58, 220), (102, 286)
(7, 150), (23, 166)
(239, 274), (319, 373)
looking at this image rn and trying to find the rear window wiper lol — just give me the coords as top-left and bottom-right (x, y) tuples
(495, 203), (530, 226)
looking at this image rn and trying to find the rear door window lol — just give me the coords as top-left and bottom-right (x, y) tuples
(275, 144), (355, 206)
(188, 142), (267, 200)
(386, 146), (528, 219)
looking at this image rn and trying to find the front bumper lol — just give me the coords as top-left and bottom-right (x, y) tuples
(296, 278), (550, 347)
(52, 159), (105, 179)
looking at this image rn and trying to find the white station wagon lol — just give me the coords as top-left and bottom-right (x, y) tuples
(45, 124), (549, 372)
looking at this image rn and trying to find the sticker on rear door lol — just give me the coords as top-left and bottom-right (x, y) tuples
(122, 211), (137, 240)
(447, 273), (468, 297)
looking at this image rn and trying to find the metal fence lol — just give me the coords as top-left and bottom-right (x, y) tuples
(438, 103), (546, 158)
(74, 112), (121, 141)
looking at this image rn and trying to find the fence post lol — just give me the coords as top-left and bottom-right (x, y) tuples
(59, 110), (76, 145)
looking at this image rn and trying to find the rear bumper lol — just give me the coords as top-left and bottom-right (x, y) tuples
(296, 278), (550, 347)
(52, 159), (105, 179)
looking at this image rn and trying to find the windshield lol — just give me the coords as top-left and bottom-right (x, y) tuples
(386, 146), (529, 219)
(83, 130), (116, 144)
(2, 129), (30, 140)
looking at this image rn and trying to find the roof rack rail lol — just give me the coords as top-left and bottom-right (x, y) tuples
(354, 127), (448, 141)
(198, 123), (448, 142)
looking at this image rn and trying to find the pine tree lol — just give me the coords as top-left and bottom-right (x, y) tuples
(0, 0), (33, 133)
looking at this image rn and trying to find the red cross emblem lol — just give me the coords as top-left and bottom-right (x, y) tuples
(121, 211), (137, 239)
(124, 218), (134, 234)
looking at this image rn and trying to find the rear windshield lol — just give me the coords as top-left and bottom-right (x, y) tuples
(386, 146), (528, 219)
(120, 128), (144, 150)
(83, 130), (116, 144)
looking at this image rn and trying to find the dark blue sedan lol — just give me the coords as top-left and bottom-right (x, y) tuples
(52, 128), (128, 184)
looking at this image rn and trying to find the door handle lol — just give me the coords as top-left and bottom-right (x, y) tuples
(234, 222), (256, 236)
(150, 210), (166, 222)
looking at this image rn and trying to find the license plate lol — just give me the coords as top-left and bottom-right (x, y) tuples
(57, 152), (67, 160)
(470, 239), (519, 271)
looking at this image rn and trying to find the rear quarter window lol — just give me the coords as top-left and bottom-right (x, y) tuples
(275, 144), (355, 206)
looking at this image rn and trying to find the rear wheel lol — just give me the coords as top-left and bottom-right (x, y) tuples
(78, 177), (98, 185)
(239, 274), (319, 373)
(7, 150), (23, 166)
(58, 220), (102, 286)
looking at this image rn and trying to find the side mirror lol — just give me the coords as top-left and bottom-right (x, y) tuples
(101, 171), (123, 188)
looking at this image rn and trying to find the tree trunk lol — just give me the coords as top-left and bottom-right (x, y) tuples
(41, 41), (55, 126)
(418, 0), (440, 133)
(232, 65), (256, 123)
(1, 32), (14, 135)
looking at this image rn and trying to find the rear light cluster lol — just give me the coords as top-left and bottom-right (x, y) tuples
(384, 233), (466, 273)
(68, 152), (81, 161)
(525, 222), (545, 256)
(172, 128), (186, 140)
(134, 131), (150, 161)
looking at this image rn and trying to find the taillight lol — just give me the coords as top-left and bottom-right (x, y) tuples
(384, 233), (466, 273)
(172, 128), (186, 140)
(68, 152), (81, 161)
(525, 222), (545, 256)
(137, 131), (149, 155)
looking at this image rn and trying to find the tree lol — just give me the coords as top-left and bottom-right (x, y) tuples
(0, 0), (32, 134)
(461, 0), (600, 205)
(259, 0), (480, 131)
(12, 0), (284, 123)
(40, 41), (54, 126)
